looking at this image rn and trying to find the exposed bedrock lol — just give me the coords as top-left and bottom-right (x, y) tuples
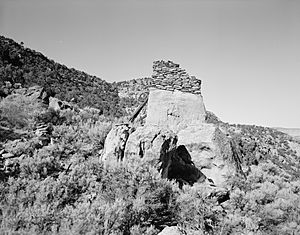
(100, 124), (130, 164)
(101, 60), (242, 187)
(101, 123), (238, 187)
(177, 124), (235, 186)
(124, 125), (206, 185)
(146, 88), (206, 132)
(102, 125), (206, 185)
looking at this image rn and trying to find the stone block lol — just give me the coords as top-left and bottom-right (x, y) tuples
(146, 88), (206, 132)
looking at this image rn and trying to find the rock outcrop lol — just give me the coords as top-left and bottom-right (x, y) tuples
(101, 60), (250, 188)
(146, 88), (206, 132)
(146, 60), (206, 132)
(116, 60), (204, 116)
(101, 124), (130, 164)
(102, 125), (206, 185)
(101, 60), (240, 187)
(177, 124), (234, 186)
(49, 97), (74, 111)
(124, 125), (177, 168)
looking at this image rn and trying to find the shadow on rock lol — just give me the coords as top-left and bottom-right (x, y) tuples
(162, 144), (206, 187)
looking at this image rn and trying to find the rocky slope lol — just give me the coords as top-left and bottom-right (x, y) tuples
(0, 36), (121, 116)
(0, 36), (299, 234)
(223, 123), (300, 178)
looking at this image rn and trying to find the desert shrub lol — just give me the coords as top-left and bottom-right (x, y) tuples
(52, 119), (111, 154)
(19, 146), (63, 179)
(0, 94), (43, 129)
(0, 155), (181, 234)
(34, 108), (64, 126)
(224, 162), (300, 234)
(1, 136), (299, 235)
(3, 138), (38, 157)
(176, 184), (225, 234)
(58, 163), (179, 234)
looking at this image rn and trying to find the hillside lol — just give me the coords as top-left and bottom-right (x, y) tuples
(224, 123), (300, 178)
(0, 36), (121, 116)
(0, 38), (299, 234)
(274, 127), (300, 141)
(116, 77), (151, 114)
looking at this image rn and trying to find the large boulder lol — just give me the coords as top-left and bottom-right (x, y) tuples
(146, 88), (206, 132)
(177, 123), (234, 186)
(100, 124), (130, 165)
(124, 125), (206, 184)
(124, 125), (177, 168)
(49, 97), (74, 111)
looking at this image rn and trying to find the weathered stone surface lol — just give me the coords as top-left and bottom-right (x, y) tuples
(49, 97), (74, 111)
(158, 226), (183, 235)
(49, 97), (61, 111)
(177, 124), (234, 186)
(124, 125), (205, 184)
(100, 124), (130, 164)
(124, 125), (177, 168)
(112, 61), (240, 187)
(146, 88), (206, 132)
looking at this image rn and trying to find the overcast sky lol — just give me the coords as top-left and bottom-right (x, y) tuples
(1, 0), (299, 128)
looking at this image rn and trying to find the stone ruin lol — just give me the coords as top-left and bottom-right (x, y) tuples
(151, 60), (202, 94)
(146, 60), (206, 132)
(102, 60), (239, 189)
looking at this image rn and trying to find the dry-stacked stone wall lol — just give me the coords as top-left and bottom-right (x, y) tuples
(151, 60), (202, 94)
(117, 77), (152, 100)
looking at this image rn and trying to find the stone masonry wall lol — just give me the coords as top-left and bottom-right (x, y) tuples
(151, 60), (202, 94)
(116, 60), (203, 115)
